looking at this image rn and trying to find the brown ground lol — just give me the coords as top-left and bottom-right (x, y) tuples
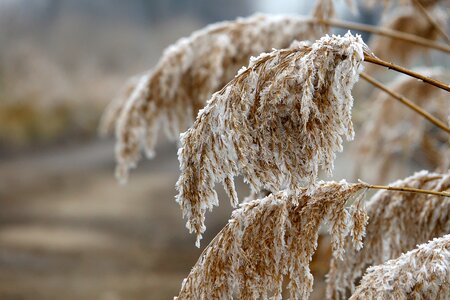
(0, 139), (331, 299)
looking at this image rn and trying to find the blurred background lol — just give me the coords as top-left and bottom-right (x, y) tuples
(0, 0), (445, 299)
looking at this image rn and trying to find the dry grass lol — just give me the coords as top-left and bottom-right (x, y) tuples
(350, 234), (450, 299)
(110, 14), (323, 182)
(327, 171), (450, 299)
(95, 3), (450, 299)
(176, 33), (368, 246)
(367, 6), (446, 66)
(176, 181), (367, 299)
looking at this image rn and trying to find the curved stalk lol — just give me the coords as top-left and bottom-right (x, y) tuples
(359, 180), (450, 198)
(360, 72), (450, 134)
(363, 55), (450, 92)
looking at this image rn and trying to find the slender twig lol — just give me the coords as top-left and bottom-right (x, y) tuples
(359, 180), (450, 198)
(411, 0), (450, 44)
(306, 18), (450, 54)
(363, 55), (450, 92)
(360, 72), (450, 134)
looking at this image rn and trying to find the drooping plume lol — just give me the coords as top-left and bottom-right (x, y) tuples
(327, 170), (450, 299)
(350, 234), (450, 299)
(109, 14), (321, 182)
(175, 181), (367, 299)
(176, 32), (367, 245)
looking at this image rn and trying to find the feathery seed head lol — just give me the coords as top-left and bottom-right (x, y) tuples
(350, 234), (450, 300)
(327, 170), (450, 299)
(108, 14), (320, 182)
(175, 181), (367, 299)
(176, 32), (367, 245)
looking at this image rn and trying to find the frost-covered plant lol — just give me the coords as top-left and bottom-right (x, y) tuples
(101, 1), (450, 299)
(106, 13), (320, 182)
(176, 33), (367, 245)
(327, 171), (450, 299)
(350, 234), (450, 299)
(176, 181), (367, 299)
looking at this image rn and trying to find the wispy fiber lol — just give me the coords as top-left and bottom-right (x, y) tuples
(176, 181), (367, 299)
(350, 234), (450, 299)
(98, 75), (140, 137)
(110, 14), (320, 182)
(327, 171), (450, 299)
(176, 33), (367, 246)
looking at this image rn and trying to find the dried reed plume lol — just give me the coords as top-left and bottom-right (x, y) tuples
(367, 6), (447, 66)
(98, 75), (140, 136)
(176, 181), (368, 299)
(312, 0), (335, 33)
(176, 33), (368, 246)
(350, 234), (450, 299)
(110, 13), (321, 182)
(327, 170), (450, 299)
(355, 68), (449, 181)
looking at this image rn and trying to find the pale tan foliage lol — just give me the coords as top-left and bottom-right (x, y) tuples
(112, 14), (320, 182)
(355, 68), (449, 180)
(312, 0), (335, 32)
(98, 75), (140, 137)
(367, 6), (446, 66)
(176, 33), (368, 246)
(327, 171), (450, 299)
(350, 234), (450, 299)
(175, 181), (367, 299)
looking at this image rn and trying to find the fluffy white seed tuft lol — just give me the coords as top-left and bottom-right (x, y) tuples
(175, 181), (367, 299)
(176, 32), (368, 245)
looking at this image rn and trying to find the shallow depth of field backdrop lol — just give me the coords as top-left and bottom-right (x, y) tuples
(0, 1), (448, 299)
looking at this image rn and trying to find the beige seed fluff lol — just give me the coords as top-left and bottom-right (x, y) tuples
(350, 234), (450, 299)
(176, 32), (368, 246)
(367, 6), (446, 67)
(110, 13), (321, 182)
(175, 181), (367, 299)
(326, 170), (450, 299)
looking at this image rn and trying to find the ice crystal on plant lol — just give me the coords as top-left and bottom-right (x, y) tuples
(176, 32), (367, 245)
(175, 181), (367, 299)
(108, 13), (320, 182)
(350, 234), (450, 299)
(327, 170), (450, 299)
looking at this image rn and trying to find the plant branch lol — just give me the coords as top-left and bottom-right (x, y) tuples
(307, 18), (450, 54)
(363, 55), (450, 92)
(411, 0), (450, 44)
(359, 180), (450, 198)
(360, 72), (450, 134)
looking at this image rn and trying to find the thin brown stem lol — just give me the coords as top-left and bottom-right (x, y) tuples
(307, 18), (450, 54)
(363, 55), (450, 92)
(359, 180), (450, 198)
(360, 72), (450, 134)
(411, 0), (450, 44)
